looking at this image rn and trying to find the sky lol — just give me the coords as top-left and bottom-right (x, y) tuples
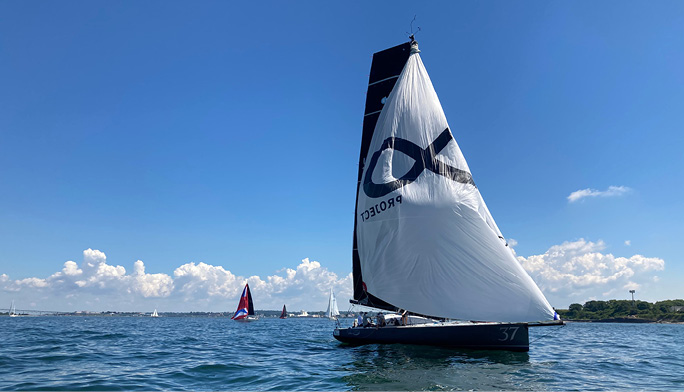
(1, 1), (682, 313)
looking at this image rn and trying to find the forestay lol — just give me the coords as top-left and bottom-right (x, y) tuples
(356, 43), (556, 323)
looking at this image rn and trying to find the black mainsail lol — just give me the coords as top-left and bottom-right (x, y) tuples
(352, 41), (412, 312)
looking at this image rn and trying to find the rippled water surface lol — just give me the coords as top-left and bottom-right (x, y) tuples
(1, 317), (683, 390)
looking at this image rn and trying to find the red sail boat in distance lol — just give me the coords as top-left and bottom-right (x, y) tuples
(231, 283), (258, 321)
(280, 305), (287, 319)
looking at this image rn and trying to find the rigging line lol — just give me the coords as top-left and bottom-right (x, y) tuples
(529, 324), (566, 344)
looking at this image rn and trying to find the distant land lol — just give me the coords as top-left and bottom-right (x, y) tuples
(5, 300), (684, 323)
(1, 309), (356, 318)
(556, 299), (684, 323)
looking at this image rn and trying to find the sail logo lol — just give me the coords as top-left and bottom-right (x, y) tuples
(359, 195), (402, 222)
(363, 128), (475, 198)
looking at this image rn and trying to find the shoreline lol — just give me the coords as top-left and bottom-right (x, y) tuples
(563, 318), (684, 324)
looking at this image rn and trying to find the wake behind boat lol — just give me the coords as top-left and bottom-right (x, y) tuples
(333, 37), (562, 352)
(232, 283), (258, 321)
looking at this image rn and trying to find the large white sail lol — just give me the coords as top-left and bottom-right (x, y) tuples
(356, 44), (555, 323)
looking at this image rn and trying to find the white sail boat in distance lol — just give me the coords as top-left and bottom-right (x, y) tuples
(326, 288), (340, 320)
(151, 309), (159, 317)
(9, 300), (18, 317)
(333, 37), (562, 352)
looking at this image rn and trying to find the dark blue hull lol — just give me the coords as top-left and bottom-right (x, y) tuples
(334, 322), (529, 352)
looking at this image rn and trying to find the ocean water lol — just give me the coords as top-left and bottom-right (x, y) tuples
(1, 316), (682, 391)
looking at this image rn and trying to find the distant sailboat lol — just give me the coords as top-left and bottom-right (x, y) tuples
(326, 289), (340, 320)
(231, 283), (258, 321)
(333, 37), (562, 351)
(151, 309), (159, 317)
(9, 300), (18, 317)
(279, 305), (287, 319)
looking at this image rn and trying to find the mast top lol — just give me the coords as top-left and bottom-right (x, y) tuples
(408, 15), (420, 53)
(409, 37), (420, 54)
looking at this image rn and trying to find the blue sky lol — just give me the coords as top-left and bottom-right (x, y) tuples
(1, 1), (682, 312)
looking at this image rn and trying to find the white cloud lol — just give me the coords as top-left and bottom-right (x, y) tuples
(173, 262), (239, 299)
(506, 239), (518, 256)
(14, 277), (48, 289)
(0, 249), (351, 313)
(130, 260), (174, 298)
(518, 239), (664, 307)
(567, 185), (631, 203)
(625, 240), (631, 246)
(5, 240), (662, 313)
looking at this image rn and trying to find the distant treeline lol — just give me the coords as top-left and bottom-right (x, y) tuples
(556, 299), (684, 322)
(1, 310), (357, 317)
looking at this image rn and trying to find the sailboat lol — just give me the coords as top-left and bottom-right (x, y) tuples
(9, 300), (18, 317)
(279, 305), (287, 319)
(333, 37), (562, 352)
(151, 309), (159, 317)
(231, 283), (258, 321)
(326, 288), (340, 320)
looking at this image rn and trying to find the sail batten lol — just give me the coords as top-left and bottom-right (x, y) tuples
(354, 42), (556, 323)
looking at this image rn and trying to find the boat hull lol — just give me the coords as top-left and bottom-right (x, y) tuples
(234, 316), (259, 322)
(334, 322), (529, 352)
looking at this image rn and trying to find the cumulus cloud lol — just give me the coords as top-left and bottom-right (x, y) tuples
(567, 185), (631, 203)
(505, 238), (518, 256)
(130, 260), (174, 298)
(5, 240), (661, 313)
(518, 239), (664, 307)
(168, 257), (352, 312)
(173, 262), (239, 299)
(0, 249), (351, 313)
